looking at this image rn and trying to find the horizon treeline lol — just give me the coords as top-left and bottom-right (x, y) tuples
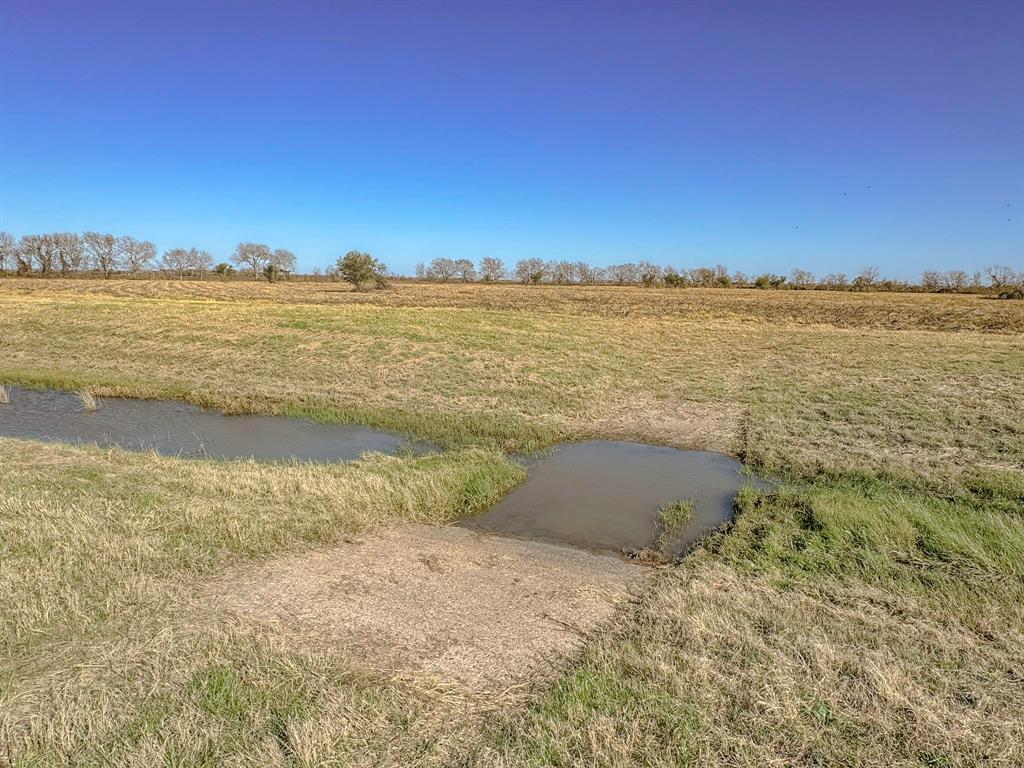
(413, 257), (1022, 295)
(1, 231), (1020, 296)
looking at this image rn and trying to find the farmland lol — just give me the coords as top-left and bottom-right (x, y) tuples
(1, 279), (1022, 766)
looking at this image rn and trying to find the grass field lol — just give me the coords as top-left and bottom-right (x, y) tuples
(1, 278), (1022, 766)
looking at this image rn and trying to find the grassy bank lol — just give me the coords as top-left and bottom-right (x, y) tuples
(1, 279), (1022, 765)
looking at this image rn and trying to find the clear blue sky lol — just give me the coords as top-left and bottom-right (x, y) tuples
(2, 0), (1021, 278)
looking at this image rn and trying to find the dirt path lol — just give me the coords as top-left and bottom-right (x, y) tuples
(207, 524), (645, 698)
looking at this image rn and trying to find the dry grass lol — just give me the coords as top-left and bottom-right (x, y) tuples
(1, 278), (1022, 766)
(1, 279), (1021, 479)
(4, 277), (1023, 333)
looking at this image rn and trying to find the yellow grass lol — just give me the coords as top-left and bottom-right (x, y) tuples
(0, 277), (1022, 766)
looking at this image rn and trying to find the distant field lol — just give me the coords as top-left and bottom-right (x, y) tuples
(1, 278), (1022, 765)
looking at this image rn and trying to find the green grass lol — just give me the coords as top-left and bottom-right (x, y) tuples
(656, 498), (694, 554)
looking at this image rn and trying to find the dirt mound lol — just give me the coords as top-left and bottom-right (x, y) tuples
(206, 524), (644, 697)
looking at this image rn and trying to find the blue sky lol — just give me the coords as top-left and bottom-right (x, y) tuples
(1, 0), (1021, 278)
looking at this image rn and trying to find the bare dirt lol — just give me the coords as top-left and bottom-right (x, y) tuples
(207, 524), (645, 698)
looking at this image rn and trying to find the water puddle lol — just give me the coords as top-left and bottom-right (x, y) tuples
(460, 441), (755, 561)
(0, 386), (430, 461)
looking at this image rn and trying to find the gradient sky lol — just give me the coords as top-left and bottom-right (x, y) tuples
(2, 0), (1021, 278)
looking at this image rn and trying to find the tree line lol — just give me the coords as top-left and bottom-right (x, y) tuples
(414, 257), (1023, 295)
(0, 232), (298, 282)
(2, 231), (1019, 296)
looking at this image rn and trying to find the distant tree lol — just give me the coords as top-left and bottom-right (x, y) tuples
(214, 262), (236, 279)
(453, 258), (477, 282)
(790, 268), (815, 289)
(479, 257), (505, 282)
(263, 264), (283, 283)
(573, 261), (599, 284)
(942, 270), (968, 292)
(731, 271), (749, 287)
(920, 270), (942, 291)
(852, 266), (880, 291)
(336, 250), (388, 290)
(118, 236), (156, 274)
(20, 234), (57, 274)
(514, 258), (546, 284)
(414, 262), (427, 280)
(0, 231), (16, 273)
(83, 232), (118, 277)
(663, 268), (687, 288)
(638, 261), (662, 287)
(688, 266), (716, 288)
(985, 265), (1018, 291)
(427, 257), (457, 282)
(546, 260), (574, 285)
(230, 242), (271, 278)
(54, 233), (86, 273)
(821, 272), (848, 289)
(270, 248), (296, 273)
(161, 247), (212, 277)
(15, 236), (34, 274)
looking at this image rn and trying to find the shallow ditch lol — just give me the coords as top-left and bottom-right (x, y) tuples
(1, 387), (758, 560)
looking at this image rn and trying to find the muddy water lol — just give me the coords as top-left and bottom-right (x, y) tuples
(461, 441), (752, 559)
(0, 386), (430, 460)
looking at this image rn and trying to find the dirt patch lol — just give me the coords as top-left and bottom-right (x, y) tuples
(206, 524), (644, 698)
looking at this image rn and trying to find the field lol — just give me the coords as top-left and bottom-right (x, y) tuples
(1, 278), (1023, 766)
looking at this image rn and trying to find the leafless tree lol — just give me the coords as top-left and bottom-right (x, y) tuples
(546, 260), (574, 285)
(427, 257), (457, 281)
(572, 261), (598, 284)
(414, 262), (427, 279)
(0, 232), (15, 273)
(687, 266), (716, 287)
(942, 270), (968, 292)
(479, 257), (505, 282)
(638, 261), (662, 287)
(52, 233), (85, 273)
(821, 272), (848, 289)
(162, 247), (212, 277)
(20, 234), (58, 274)
(118, 236), (156, 274)
(514, 258), (546, 284)
(731, 271), (749, 287)
(453, 258), (477, 282)
(920, 271), (942, 291)
(83, 232), (118, 277)
(852, 266), (880, 290)
(985, 265), (1018, 290)
(790, 268), (815, 289)
(270, 248), (297, 273)
(15, 237), (33, 274)
(230, 242), (271, 277)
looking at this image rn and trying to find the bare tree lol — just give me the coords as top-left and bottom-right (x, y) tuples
(478, 257), (505, 282)
(985, 265), (1018, 291)
(427, 257), (457, 282)
(15, 236), (34, 274)
(270, 248), (297, 273)
(638, 261), (662, 287)
(53, 233), (85, 273)
(921, 271), (942, 291)
(118, 236), (156, 274)
(83, 232), (118, 277)
(161, 247), (212, 277)
(414, 262), (427, 279)
(573, 261), (599, 284)
(453, 258), (477, 282)
(514, 258), (546, 284)
(852, 266), (880, 291)
(790, 268), (815, 289)
(0, 232), (15, 273)
(942, 270), (968, 292)
(20, 234), (57, 274)
(546, 260), (574, 285)
(821, 272), (848, 289)
(230, 242), (271, 277)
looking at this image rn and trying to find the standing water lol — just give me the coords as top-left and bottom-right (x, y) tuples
(0, 386), (430, 461)
(461, 441), (754, 560)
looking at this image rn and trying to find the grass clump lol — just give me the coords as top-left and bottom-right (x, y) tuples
(655, 498), (694, 554)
